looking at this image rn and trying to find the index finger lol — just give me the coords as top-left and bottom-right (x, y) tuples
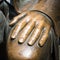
(9, 11), (27, 26)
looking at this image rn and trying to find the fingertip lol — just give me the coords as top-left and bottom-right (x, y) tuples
(27, 42), (33, 46)
(38, 41), (44, 47)
(9, 21), (15, 26)
(11, 35), (16, 40)
(18, 38), (24, 44)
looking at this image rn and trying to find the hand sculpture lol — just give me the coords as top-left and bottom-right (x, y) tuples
(9, 10), (51, 46)
(7, 11), (54, 60)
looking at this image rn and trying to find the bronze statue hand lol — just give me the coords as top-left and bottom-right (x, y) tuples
(9, 11), (51, 46)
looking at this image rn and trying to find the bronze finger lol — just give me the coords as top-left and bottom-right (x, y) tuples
(39, 25), (51, 47)
(9, 11), (27, 26)
(28, 21), (44, 46)
(18, 20), (35, 44)
(11, 16), (31, 39)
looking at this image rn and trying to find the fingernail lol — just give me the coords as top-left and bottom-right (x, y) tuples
(11, 35), (15, 39)
(38, 41), (44, 47)
(28, 42), (33, 46)
(18, 38), (24, 44)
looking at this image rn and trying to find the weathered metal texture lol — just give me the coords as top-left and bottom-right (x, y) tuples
(7, 27), (54, 60)
(6, 0), (59, 60)
(7, 13), (58, 60)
